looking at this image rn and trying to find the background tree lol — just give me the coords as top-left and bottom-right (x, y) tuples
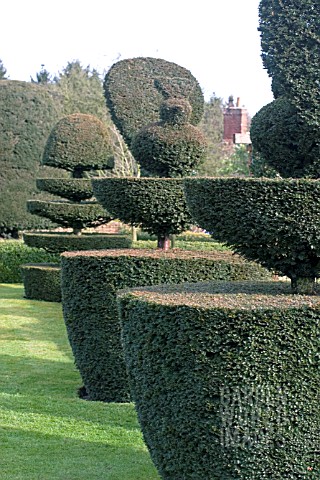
(54, 60), (110, 121)
(0, 59), (8, 79)
(197, 94), (251, 177)
(197, 94), (227, 176)
(31, 64), (53, 84)
(258, 0), (320, 129)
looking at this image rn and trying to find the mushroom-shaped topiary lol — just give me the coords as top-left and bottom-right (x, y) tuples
(23, 113), (133, 301)
(131, 98), (207, 177)
(42, 113), (115, 176)
(27, 113), (115, 236)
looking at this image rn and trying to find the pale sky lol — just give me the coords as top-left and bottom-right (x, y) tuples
(1, 0), (273, 117)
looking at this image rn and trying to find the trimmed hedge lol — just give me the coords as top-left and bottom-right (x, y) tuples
(60, 249), (270, 402)
(23, 232), (132, 254)
(42, 113), (115, 172)
(0, 80), (66, 234)
(21, 263), (61, 302)
(36, 178), (93, 202)
(27, 200), (112, 231)
(131, 98), (207, 177)
(0, 241), (59, 283)
(118, 280), (320, 479)
(92, 178), (192, 246)
(103, 57), (204, 147)
(184, 177), (320, 293)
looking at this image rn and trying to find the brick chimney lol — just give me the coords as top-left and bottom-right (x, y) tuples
(223, 96), (251, 144)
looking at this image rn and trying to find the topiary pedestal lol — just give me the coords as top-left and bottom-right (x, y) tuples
(22, 233), (132, 302)
(21, 263), (61, 302)
(60, 249), (270, 402)
(118, 280), (320, 479)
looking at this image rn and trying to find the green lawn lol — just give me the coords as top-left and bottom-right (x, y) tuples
(0, 284), (160, 480)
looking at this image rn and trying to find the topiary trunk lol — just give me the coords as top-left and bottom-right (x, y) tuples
(73, 227), (82, 236)
(291, 276), (316, 295)
(157, 234), (170, 251)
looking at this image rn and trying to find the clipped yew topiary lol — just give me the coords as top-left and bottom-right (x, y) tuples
(23, 113), (131, 301)
(42, 113), (115, 175)
(258, 0), (319, 130)
(60, 249), (269, 402)
(96, 58), (207, 250)
(118, 280), (320, 479)
(103, 57), (204, 148)
(27, 199), (110, 234)
(21, 264), (62, 302)
(27, 113), (115, 236)
(92, 177), (193, 249)
(23, 232), (131, 254)
(250, 98), (319, 178)
(36, 178), (93, 202)
(184, 177), (320, 294)
(131, 98), (207, 177)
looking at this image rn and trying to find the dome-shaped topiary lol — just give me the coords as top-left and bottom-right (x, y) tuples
(42, 113), (115, 175)
(250, 98), (319, 178)
(131, 98), (207, 177)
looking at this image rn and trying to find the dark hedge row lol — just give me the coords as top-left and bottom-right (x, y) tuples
(92, 178), (192, 247)
(131, 98), (207, 177)
(103, 57), (204, 148)
(118, 280), (320, 479)
(60, 249), (270, 402)
(42, 113), (115, 173)
(0, 80), (66, 234)
(23, 232), (132, 254)
(184, 177), (320, 293)
(21, 263), (61, 302)
(27, 200), (112, 232)
(0, 241), (59, 283)
(36, 178), (93, 202)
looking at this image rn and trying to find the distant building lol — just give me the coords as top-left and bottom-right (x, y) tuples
(223, 96), (251, 145)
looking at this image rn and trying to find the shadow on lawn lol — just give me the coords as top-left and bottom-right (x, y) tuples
(0, 353), (80, 398)
(0, 426), (159, 480)
(0, 284), (73, 362)
(0, 283), (25, 299)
